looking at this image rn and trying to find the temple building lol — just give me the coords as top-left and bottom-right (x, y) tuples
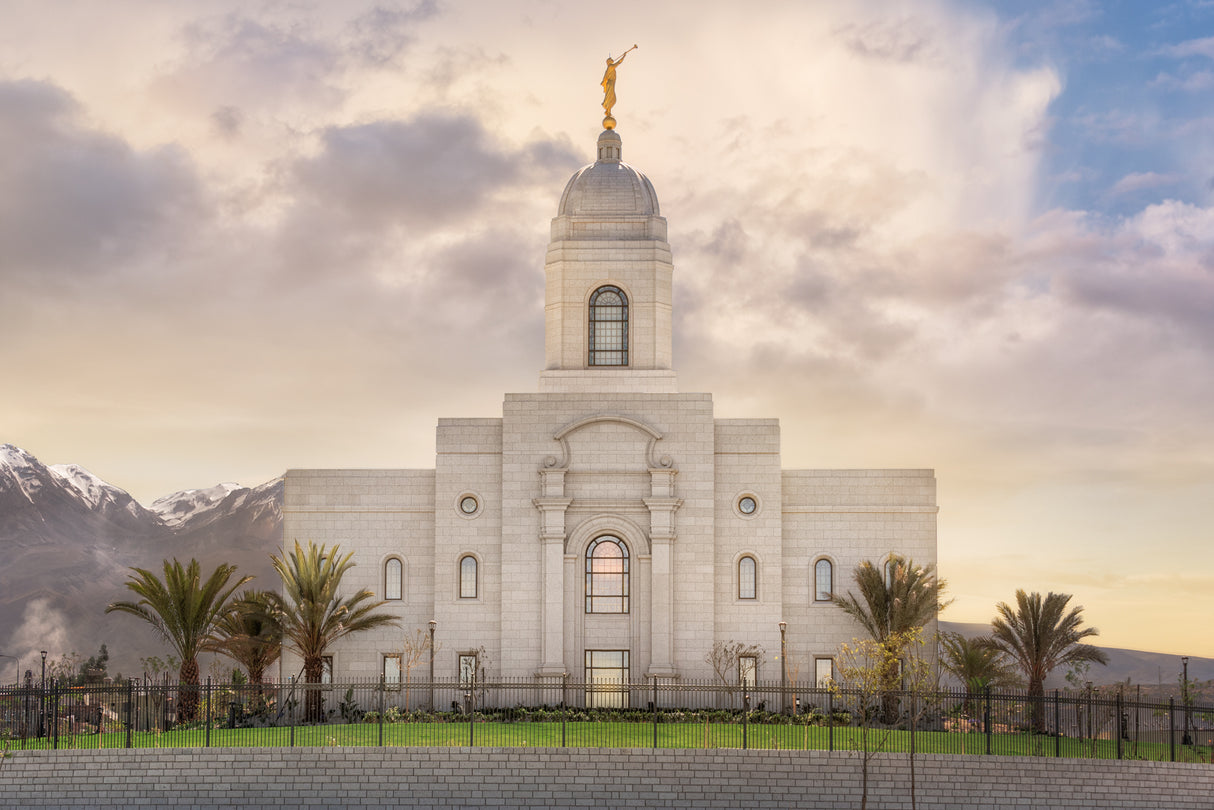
(281, 119), (938, 692)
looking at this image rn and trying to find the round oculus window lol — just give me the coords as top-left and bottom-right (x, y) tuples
(459, 496), (479, 514)
(738, 496), (757, 515)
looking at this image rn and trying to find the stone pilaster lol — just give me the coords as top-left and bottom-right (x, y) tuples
(534, 492), (572, 676)
(644, 493), (681, 677)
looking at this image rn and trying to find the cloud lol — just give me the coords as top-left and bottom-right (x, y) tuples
(1150, 69), (1214, 91)
(346, 1), (439, 66)
(168, 13), (346, 111)
(1163, 36), (1214, 60)
(270, 111), (579, 293)
(1108, 171), (1181, 196)
(0, 79), (203, 282)
(834, 17), (943, 64)
(291, 114), (535, 228)
(210, 105), (243, 137)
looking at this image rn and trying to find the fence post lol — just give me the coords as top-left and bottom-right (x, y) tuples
(741, 689), (748, 750)
(126, 679), (134, 749)
(1115, 691), (1122, 760)
(1054, 690), (1060, 758)
(289, 677), (295, 748)
(1169, 697), (1176, 763)
(910, 691), (916, 758)
(827, 688), (834, 752)
(984, 686), (991, 756)
(652, 678), (658, 749)
(205, 677), (212, 748)
(378, 676), (385, 748)
(561, 673), (567, 748)
(50, 678), (58, 750)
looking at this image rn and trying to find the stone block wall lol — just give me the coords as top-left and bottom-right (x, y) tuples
(3, 748), (1211, 809)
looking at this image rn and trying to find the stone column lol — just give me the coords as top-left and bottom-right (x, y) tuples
(534, 468), (570, 676)
(644, 466), (681, 677)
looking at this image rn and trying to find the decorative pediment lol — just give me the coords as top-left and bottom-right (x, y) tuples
(542, 414), (675, 472)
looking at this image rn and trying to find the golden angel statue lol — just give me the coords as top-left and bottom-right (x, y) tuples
(601, 45), (637, 129)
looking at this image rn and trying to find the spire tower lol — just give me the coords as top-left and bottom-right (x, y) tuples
(539, 129), (676, 393)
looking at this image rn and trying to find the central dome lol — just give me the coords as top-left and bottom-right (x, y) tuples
(557, 130), (660, 217)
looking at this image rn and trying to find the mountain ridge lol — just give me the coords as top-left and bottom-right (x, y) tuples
(0, 443), (280, 682)
(1, 443), (1206, 695)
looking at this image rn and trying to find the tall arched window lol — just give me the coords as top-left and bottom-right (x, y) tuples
(815, 558), (833, 602)
(589, 285), (628, 366)
(585, 536), (629, 613)
(738, 556), (757, 600)
(459, 555), (478, 599)
(384, 557), (403, 600)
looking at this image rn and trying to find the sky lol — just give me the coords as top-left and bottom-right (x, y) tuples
(1, 0), (1211, 658)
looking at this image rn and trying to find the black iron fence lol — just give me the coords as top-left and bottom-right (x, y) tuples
(2, 677), (1210, 763)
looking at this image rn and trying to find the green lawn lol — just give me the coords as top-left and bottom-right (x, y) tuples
(8, 720), (1211, 764)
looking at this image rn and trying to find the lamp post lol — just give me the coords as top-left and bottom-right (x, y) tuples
(428, 620), (437, 712)
(1182, 656), (1192, 746)
(40, 649), (47, 738)
(778, 621), (788, 714)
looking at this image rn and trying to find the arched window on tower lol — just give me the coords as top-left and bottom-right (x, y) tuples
(459, 555), (478, 599)
(384, 557), (403, 600)
(589, 286), (628, 366)
(814, 558), (833, 602)
(585, 536), (630, 613)
(738, 556), (757, 600)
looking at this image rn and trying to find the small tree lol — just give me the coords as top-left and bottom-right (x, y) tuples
(784, 654), (807, 715)
(400, 628), (441, 710)
(706, 640), (765, 708)
(836, 629), (935, 810)
(836, 637), (898, 810)
(79, 644), (110, 685)
(45, 652), (82, 684)
(899, 630), (936, 810)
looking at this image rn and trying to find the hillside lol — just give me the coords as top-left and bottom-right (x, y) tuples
(0, 444), (279, 682)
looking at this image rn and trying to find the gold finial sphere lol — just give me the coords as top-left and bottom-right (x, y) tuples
(602, 115), (617, 130)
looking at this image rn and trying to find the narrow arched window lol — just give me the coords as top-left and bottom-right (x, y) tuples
(738, 556), (757, 600)
(815, 558), (833, 602)
(459, 555), (478, 599)
(589, 286), (628, 366)
(384, 558), (403, 600)
(586, 536), (629, 613)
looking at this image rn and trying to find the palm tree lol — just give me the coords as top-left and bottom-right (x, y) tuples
(106, 558), (251, 722)
(272, 540), (400, 721)
(987, 590), (1109, 733)
(939, 631), (1017, 715)
(834, 556), (951, 652)
(833, 555), (950, 721)
(212, 589), (283, 687)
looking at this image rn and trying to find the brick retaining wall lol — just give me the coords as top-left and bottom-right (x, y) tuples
(2, 747), (1211, 809)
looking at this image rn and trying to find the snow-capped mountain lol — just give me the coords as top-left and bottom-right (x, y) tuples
(50, 463), (151, 517)
(49, 463), (165, 527)
(151, 482), (245, 528)
(0, 443), (282, 682)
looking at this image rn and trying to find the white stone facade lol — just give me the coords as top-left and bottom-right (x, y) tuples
(282, 128), (937, 685)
